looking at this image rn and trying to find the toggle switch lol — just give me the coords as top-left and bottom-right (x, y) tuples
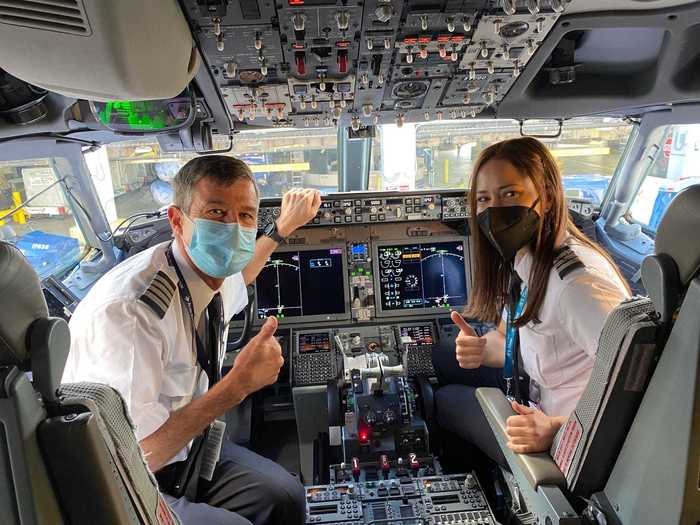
(527, 0), (540, 15)
(292, 13), (306, 31)
(224, 62), (237, 78)
(336, 11), (350, 31)
(480, 41), (489, 58)
(352, 457), (361, 481)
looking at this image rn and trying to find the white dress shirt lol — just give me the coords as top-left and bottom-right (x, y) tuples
(62, 240), (247, 464)
(512, 236), (630, 417)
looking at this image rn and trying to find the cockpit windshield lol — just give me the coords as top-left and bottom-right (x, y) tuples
(91, 116), (632, 210)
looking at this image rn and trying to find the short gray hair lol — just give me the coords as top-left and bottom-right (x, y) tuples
(173, 155), (258, 212)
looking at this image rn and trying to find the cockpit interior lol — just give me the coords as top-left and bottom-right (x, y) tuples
(1, 1), (700, 524)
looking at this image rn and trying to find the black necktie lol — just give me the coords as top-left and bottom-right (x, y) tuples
(195, 292), (224, 386)
(206, 292), (224, 385)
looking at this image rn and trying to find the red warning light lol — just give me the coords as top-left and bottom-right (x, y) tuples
(289, 0), (304, 5)
(359, 430), (369, 443)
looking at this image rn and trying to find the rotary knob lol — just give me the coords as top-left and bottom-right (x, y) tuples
(370, 206), (378, 214)
(345, 207), (353, 216)
(323, 211), (332, 220)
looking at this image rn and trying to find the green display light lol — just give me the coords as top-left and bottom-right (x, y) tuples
(90, 87), (195, 133)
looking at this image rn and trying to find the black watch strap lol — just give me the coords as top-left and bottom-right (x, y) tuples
(265, 221), (286, 244)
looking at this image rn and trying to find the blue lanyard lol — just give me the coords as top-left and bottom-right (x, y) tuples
(504, 285), (528, 389)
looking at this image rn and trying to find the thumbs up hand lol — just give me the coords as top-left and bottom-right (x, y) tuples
(451, 311), (486, 369)
(227, 317), (284, 397)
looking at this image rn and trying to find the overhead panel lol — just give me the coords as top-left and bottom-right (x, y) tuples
(181, 0), (567, 129)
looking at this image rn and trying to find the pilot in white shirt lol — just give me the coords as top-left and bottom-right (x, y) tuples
(64, 155), (321, 525)
(513, 236), (629, 417)
(432, 137), (631, 465)
(64, 239), (246, 463)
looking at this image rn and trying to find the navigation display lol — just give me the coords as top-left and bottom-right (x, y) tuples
(377, 241), (467, 313)
(256, 247), (347, 320)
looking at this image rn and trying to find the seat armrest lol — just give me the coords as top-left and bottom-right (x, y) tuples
(476, 387), (566, 490)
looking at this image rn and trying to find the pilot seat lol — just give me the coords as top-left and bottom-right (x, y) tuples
(476, 184), (700, 524)
(0, 241), (180, 525)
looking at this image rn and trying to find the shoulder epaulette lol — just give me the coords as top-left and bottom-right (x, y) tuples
(138, 270), (176, 319)
(553, 245), (585, 280)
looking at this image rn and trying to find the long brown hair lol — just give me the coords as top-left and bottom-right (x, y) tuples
(464, 137), (630, 327)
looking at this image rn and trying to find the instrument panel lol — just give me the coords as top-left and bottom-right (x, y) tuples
(257, 190), (469, 229)
(305, 472), (498, 524)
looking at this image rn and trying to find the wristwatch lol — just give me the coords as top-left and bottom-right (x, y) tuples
(263, 220), (286, 244)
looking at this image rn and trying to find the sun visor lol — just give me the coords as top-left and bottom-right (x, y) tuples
(0, 0), (199, 101)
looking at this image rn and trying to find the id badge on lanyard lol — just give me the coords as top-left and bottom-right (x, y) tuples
(504, 285), (527, 401)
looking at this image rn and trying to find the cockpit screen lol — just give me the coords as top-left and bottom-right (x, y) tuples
(377, 241), (467, 312)
(298, 332), (332, 354)
(399, 324), (434, 345)
(256, 248), (346, 319)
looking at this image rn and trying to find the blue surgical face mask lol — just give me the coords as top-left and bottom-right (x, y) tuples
(182, 214), (257, 278)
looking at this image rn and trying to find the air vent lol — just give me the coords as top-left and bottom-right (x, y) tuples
(0, 0), (92, 36)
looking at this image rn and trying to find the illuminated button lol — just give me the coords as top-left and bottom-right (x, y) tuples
(355, 216), (362, 222)
(333, 201), (340, 207)
(370, 214), (377, 221)
(406, 206), (413, 213)
(378, 213), (385, 220)
(413, 198), (421, 205)
(334, 216), (341, 223)
(313, 218), (320, 224)
(355, 199), (362, 206)
(345, 216), (352, 223)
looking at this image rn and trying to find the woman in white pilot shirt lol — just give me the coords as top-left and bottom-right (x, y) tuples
(433, 137), (630, 463)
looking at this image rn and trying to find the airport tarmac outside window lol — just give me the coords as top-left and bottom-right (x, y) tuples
(91, 127), (340, 225)
(368, 117), (634, 206)
(0, 157), (86, 278)
(628, 124), (700, 233)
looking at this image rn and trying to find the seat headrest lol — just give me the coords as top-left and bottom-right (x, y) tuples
(655, 184), (700, 287)
(0, 241), (49, 370)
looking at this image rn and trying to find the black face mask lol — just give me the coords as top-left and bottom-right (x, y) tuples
(476, 200), (541, 261)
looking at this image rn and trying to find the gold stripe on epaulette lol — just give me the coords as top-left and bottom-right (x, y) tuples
(153, 271), (176, 294)
(138, 270), (175, 319)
